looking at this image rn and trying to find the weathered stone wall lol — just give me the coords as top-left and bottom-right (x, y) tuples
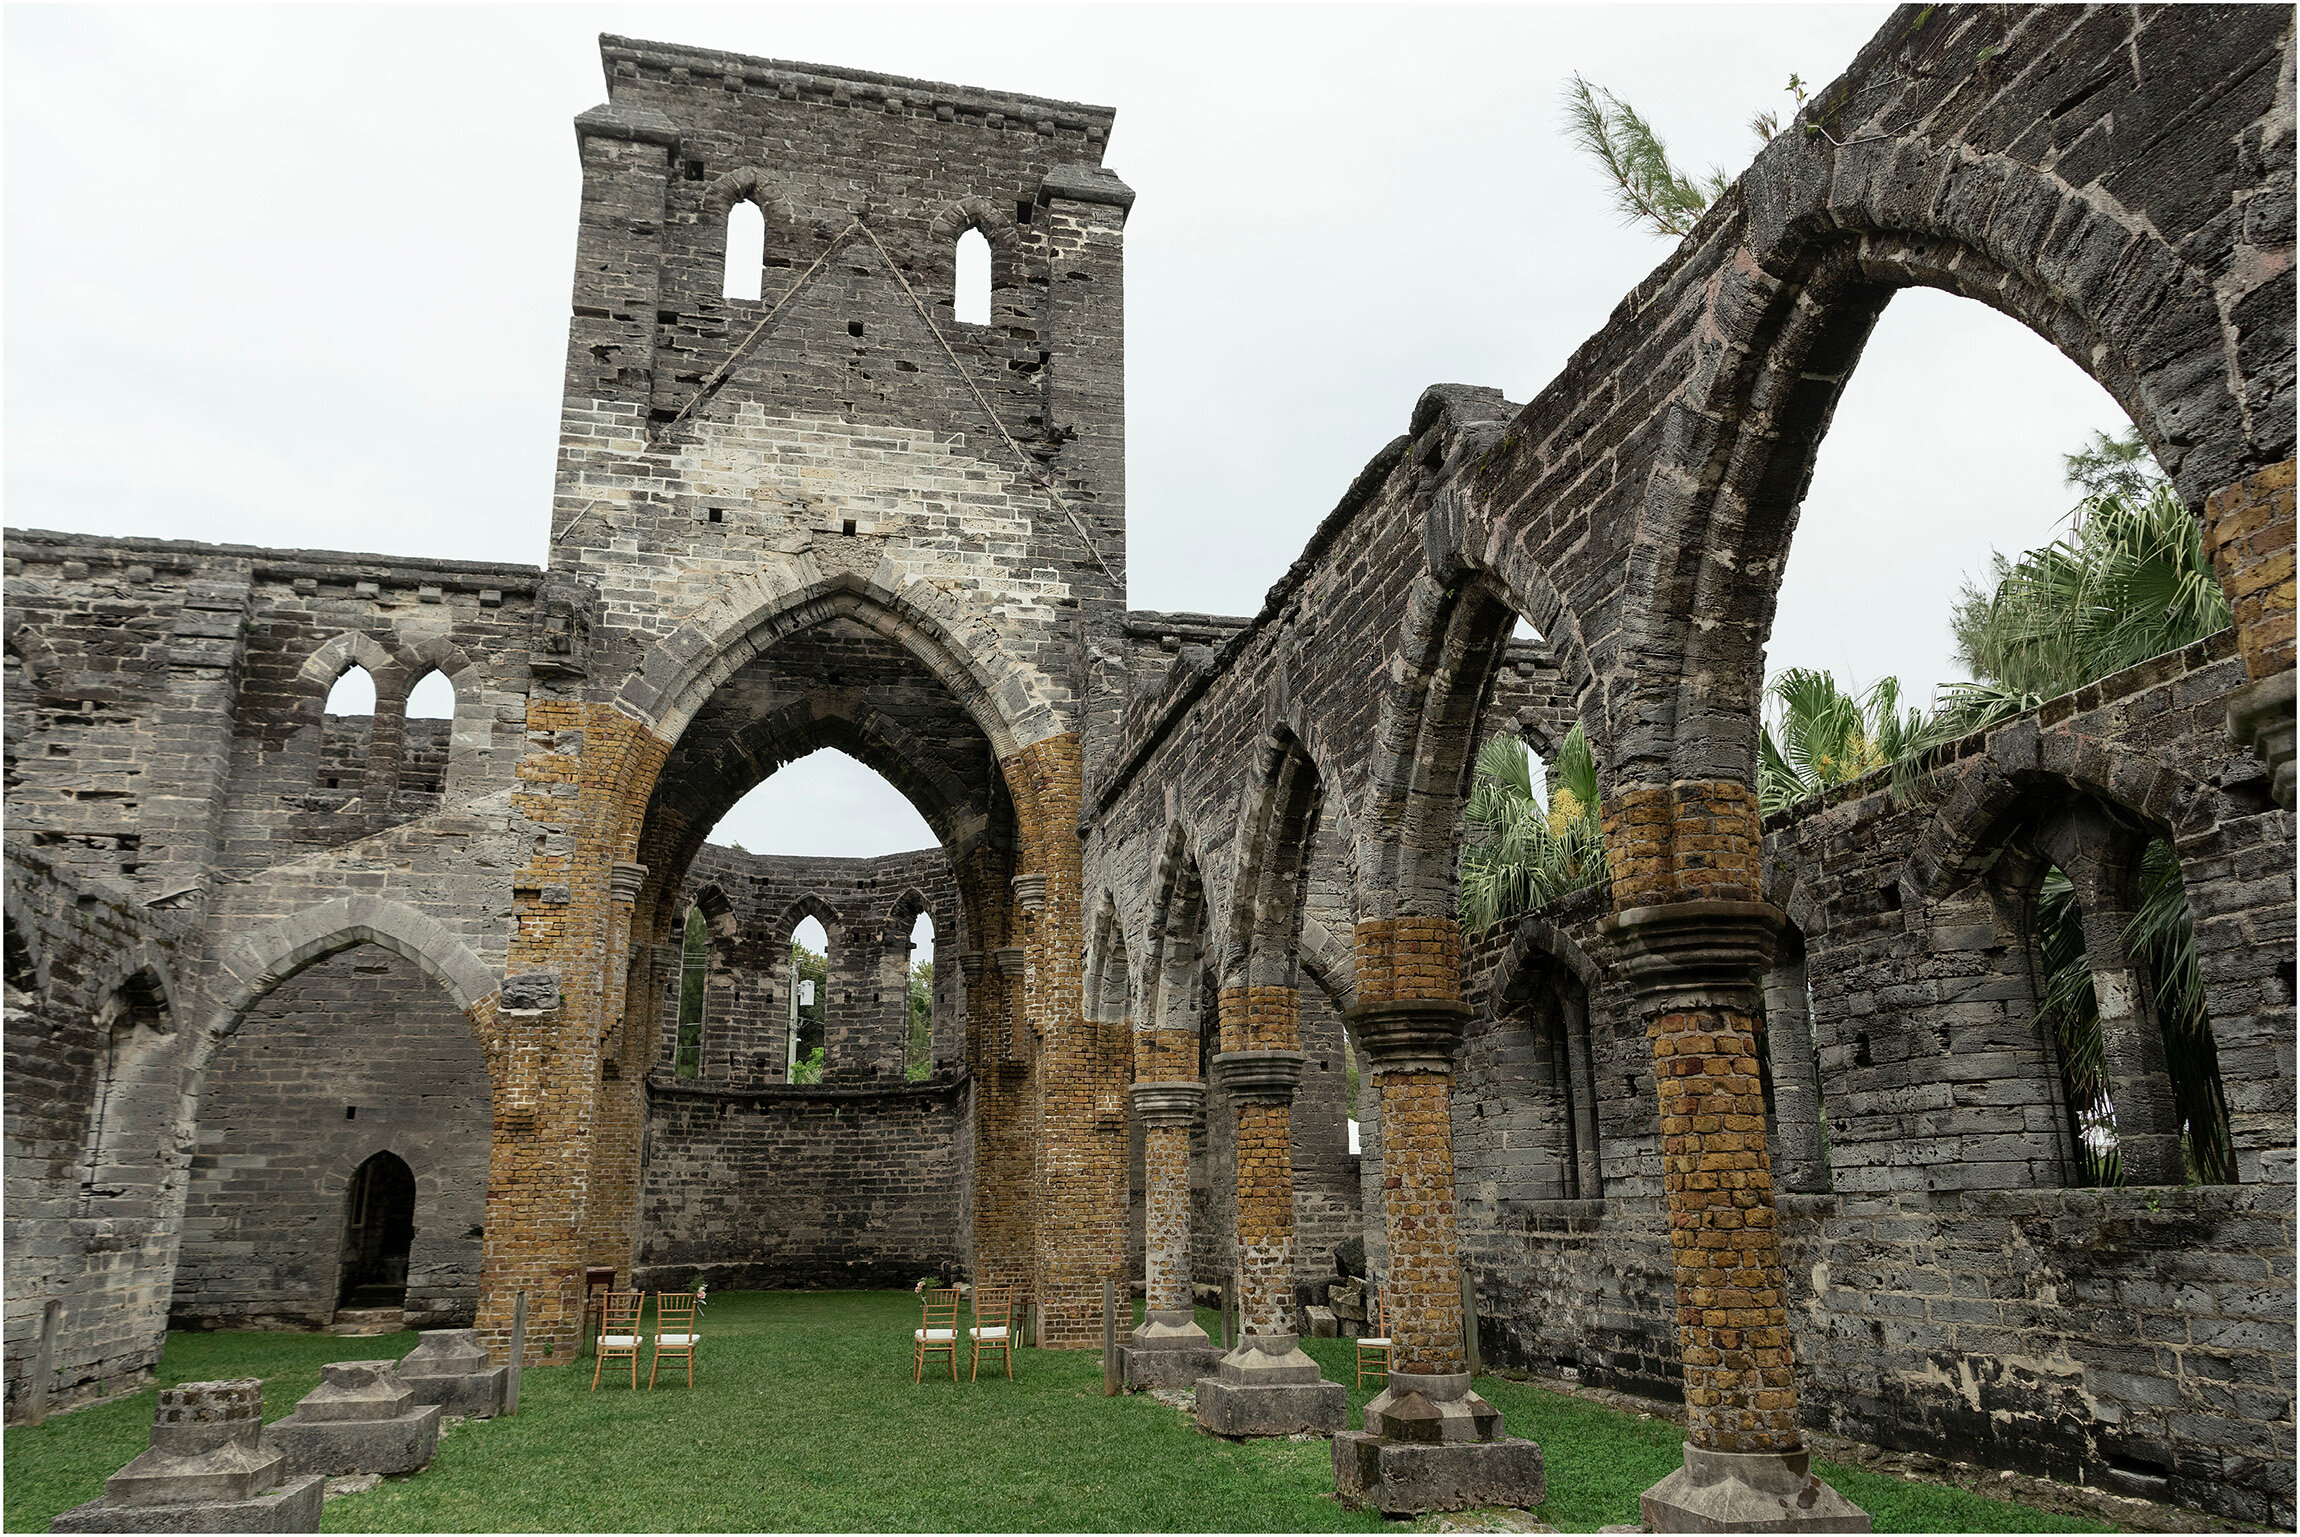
(635, 1078), (967, 1290)
(1446, 636), (2295, 1525)
(664, 843), (962, 1087)
(3, 17), (2290, 1520)
(2, 845), (196, 1419)
(170, 945), (491, 1331)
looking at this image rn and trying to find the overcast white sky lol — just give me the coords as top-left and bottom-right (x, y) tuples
(4, 5), (2130, 858)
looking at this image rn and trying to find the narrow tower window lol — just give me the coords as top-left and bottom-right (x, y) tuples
(723, 200), (765, 302)
(954, 227), (991, 325)
(324, 666), (376, 717)
(405, 669), (455, 720)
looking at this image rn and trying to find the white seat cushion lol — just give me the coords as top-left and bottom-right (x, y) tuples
(915, 1328), (955, 1341)
(656, 1333), (697, 1346)
(600, 1335), (637, 1348)
(1359, 1338), (1392, 1347)
(969, 1326), (1009, 1340)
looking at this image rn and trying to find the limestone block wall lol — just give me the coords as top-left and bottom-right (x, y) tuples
(2, 846), (196, 1419)
(1448, 639), (2295, 1526)
(634, 1078), (967, 1290)
(660, 843), (963, 1086)
(170, 945), (491, 1331)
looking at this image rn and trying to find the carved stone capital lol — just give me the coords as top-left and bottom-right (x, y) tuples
(1599, 899), (1782, 1012)
(1130, 1080), (1206, 1128)
(609, 862), (647, 903)
(1213, 1049), (1306, 1103)
(956, 950), (987, 980)
(993, 946), (1027, 977)
(1345, 1000), (1472, 1077)
(1010, 873), (1048, 912)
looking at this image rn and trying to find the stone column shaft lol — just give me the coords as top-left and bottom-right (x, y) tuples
(1603, 901), (1800, 1453)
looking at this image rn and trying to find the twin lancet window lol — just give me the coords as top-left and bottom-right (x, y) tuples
(718, 202), (991, 326)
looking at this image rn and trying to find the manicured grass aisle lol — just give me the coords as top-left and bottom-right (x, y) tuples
(4, 1292), (2113, 1534)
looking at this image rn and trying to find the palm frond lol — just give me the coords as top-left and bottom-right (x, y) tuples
(1561, 74), (1719, 239)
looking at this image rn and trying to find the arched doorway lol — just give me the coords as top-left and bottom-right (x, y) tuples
(339, 1151), (417, 1309)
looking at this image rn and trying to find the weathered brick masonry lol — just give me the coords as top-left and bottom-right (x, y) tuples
(4, 9), (2293, 1524)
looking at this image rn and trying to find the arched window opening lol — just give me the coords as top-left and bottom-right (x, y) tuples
(1459, 724), (1606, 934)
(324, 666), (376, 716)
(1758, 924), (1830, 1194)
(337, 1151), (416, 1310)
(400, 670), (455, 796)
(319, 665), (375, 792)
(675, 905), (708, 1080)
(2033, 841), (2233, 1187)
(80, 970), (175, 1216)
(723, 199), (765, 302)
(1777, 289), (2136, 704)
(954, 227), (991, 325)
(715, 748), (937, 858)
(790, 915), (829, 1083)
(906, 910), (934, 1082)
(405, 670), (455, 720)
(1490, 961), (1602, 1202)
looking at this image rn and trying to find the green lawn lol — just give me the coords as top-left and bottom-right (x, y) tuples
(3, 1291), (2113, 1533)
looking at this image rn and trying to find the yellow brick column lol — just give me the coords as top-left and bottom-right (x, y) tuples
(475, 702), (668, 1367)
(1004, 734), (1124, 1349)
(2205, 460), (2296, 808)
(1195, 985), (1346, 1437)
(1599, 783), (1867, 1531)
(1124, 1024), (1221, 1389)
(1334, 918), (1543, 1513)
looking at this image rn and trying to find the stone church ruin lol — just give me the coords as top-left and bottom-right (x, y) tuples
(5, 5), (2292, 1526)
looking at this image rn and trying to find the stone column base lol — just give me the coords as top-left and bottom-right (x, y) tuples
(1121, 1311), (1223, 1390)
(1332, 1431), (1545, 1515)
(1641, 1445), (1870, 1533)
(260, 1406), (440, 1479)
(51, 1475), (325, 1533)
(1193, 1334), (1345, 1437)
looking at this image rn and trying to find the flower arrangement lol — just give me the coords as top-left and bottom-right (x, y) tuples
(690, 1273), (710, 1309)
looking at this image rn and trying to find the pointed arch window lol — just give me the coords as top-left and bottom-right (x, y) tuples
(675, 906), (708, 1079)
(319, 666), (375, 791)
(324, 666), (376, 716)
(405, 670), (455, 720)
(724, 199), (765, 301)
(906, 909), (934, 1082)
(954, 227), (991, 325)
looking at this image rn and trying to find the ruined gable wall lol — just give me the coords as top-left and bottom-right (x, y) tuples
(171, 946), (491, 1332)
(553, 44), (1130, 742)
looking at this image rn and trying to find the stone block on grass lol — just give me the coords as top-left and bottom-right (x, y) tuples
(259, 1362), (440, 1479)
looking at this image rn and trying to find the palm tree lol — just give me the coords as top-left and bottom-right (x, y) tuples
(1757, 669), (1925, 815)
(1932, 432), (2229, 740)
(1925, 426), (2233, 1184)
(1459, 722), (1607, 933)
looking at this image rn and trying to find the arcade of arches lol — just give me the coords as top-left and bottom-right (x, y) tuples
(3, 10), (2292, 1528)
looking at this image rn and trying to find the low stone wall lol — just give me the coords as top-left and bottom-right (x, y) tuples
(634, 1077), (967, 1290)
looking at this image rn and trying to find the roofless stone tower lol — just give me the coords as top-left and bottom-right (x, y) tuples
(485, 36), (1138, 1354)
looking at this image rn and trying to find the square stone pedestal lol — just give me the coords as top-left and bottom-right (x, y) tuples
(1641, 1444), (1870, 1533)
(1120, 1311), (1224, 1391)
(1331, 1371), (1545, 1516)
(51, 1480), (324, 1534)
(50, 1379), (323, 1534)
(259, 1362), (440, 1478)
(1193, 1334), (1345, 1438)
(394, 1329), (507, 1419)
